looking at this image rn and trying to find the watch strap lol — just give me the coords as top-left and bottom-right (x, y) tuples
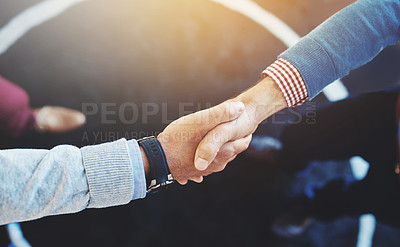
(137, 136), (174, 193)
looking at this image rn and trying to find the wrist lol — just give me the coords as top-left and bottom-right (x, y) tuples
(138, 136), (174, 193)
(156, 133), (177, 179)
(235, 76), (287, 123)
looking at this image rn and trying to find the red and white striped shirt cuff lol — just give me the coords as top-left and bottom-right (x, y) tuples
(262, 58), (308, 107)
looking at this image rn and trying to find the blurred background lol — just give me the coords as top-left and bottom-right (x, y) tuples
(1, 0), (400, 246)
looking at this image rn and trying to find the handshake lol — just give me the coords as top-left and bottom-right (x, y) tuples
(0, 75), (287, 225)
(149, 76), (287, 185)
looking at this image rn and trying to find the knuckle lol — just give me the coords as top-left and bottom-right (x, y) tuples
(236, 139), (250, 152)
(210, 162), (224, 173)
(222, 103), (231, 115)
(224, 103), (236, 120)
(232, 141), (242, 153)
(228, 145), (237, 157)
(217, 163), (227, 172)
(208, 160), (224, 173)
(219, 145), (235, 160)
(214, 103), (228, 120)
(244, 140), (251, 150)
(214, 167), (223, 173)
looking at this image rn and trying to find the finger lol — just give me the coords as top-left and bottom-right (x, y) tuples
(209, 135), (252, 172)
(189, 176), (204, 183)
(195, 118), (252, 170)
(194, 123), (235, 171)
(194, 101), (245, 134)
(237, 134), (252, 153)
(224, 134), (252, 156)
(176, 179), (188, 185)
(207, 155), (237, 175)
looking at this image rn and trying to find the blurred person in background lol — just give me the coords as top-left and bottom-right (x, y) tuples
(0, 75), (86, 138)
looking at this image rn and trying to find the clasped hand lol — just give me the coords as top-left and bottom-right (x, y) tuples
(157, 101), (252, 184)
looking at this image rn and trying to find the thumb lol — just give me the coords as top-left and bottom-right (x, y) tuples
(194, 117), (252, 171)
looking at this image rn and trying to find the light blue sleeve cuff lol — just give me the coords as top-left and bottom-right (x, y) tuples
(127, 140), (147, 200)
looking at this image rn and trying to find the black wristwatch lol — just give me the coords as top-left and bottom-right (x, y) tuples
(137, 136), (174, 193)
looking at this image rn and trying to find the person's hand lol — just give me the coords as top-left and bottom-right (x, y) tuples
(194, 76), (287, 171)
(157, 101), (252, 184)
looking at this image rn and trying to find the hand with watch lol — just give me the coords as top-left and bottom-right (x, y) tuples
(139, 101), (253, 192)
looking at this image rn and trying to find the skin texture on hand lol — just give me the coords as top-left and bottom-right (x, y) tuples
(156, 101), (252, 185)
(194, 76), (287, 171)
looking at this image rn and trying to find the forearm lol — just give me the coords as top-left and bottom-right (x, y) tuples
(0, 139), (146, 225)
(0, 145), (89, 224)
(280, 0), (400, 99)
